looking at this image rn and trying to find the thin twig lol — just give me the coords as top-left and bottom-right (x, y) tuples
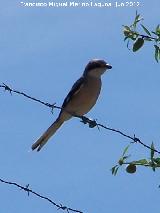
(1, 83), (160, 154)
(122, 162), (160, 167)
(0, 178), (83, 213)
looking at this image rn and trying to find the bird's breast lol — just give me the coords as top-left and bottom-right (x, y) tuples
(65, 77), (102, 116)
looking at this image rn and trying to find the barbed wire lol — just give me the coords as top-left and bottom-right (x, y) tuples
(0, 177), (83, 213)
(1, 82), (160, 154)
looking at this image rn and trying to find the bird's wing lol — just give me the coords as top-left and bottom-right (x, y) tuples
(61, 76), (84, 109)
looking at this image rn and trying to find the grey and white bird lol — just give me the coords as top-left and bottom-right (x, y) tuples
(32, 59), (112, 151)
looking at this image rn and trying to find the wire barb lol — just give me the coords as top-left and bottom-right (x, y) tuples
(0, 82), (160, 154)
(2, 82), (12, 94)
(0, 178), (83, 213)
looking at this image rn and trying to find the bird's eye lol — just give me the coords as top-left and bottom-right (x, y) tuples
(87, 62), (102, 71)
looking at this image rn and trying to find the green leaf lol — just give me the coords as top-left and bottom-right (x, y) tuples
(150, 142), (155, 160)
(152, 167), (156, 172)
(152, 26), (160, 37)
(114, 167), (119, 175)
(152, 31), (157, 36)
(123, 25), (131, 37)
(153, 158), (160, 165)
(118, 158), (124, 165)
(111, 165), (119, 176)
(156, 24), (160, 36)
(123, 155), (130, 160)
(140, 24), (151, 36)
(154, 45), (160, 51)
(127, 40), (130, 50)
(133, 12), (143, 29)
(124, 36), (129, 41)
(111, 166), (115, 175)
(155, 49), (159, 63)
(122, 145), (130, 156)
(134, 159), (148, 165)
(123, 25), (131, 31)
(148, 161), (156, 171)
(133, 38), (144, 52)
(154, 45), (160, 63)
(134, 13), (140, 24)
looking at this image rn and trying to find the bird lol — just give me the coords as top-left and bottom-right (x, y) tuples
(32, 59), (112, 151)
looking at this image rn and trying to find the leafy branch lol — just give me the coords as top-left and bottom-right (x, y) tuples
(111, 143), (160, 175)
(123, 11), (160, 62)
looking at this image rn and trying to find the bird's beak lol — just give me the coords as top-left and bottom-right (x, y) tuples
(106, 63), (112, 69)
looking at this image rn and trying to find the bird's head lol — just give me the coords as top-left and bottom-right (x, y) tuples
(83, 59), (112, 78)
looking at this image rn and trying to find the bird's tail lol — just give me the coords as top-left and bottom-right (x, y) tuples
(32, 119), (64, 152)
